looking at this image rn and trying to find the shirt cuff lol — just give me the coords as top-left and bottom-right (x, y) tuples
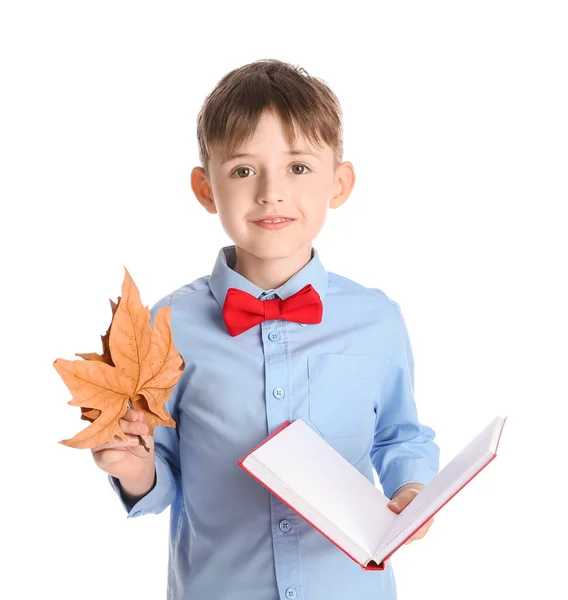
(381, 458), (438, 499)
(108, 452), (179, 518)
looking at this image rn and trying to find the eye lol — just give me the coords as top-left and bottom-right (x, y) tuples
(230, 163), (312, 178)
(290, 163), (311, 175)
(232, 166), (254, 178)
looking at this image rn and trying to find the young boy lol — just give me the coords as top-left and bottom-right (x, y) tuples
(92, 58), (440, 600)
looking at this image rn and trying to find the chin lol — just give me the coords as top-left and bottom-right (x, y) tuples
(237, 238), (309, 260)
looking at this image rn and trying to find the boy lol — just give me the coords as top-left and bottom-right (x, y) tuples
(92, 58), (440, 600)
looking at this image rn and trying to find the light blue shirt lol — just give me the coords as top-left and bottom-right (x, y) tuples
(109, 244), (440, 600)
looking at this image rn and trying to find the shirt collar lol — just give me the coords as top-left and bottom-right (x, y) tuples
(209, 244), (329, 321)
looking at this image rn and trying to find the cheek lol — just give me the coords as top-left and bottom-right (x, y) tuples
(302, 188), (332, 218)
(302, 178), (334, 207)
(300, 204), (329, 238)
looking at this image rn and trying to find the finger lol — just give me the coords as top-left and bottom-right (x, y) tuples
(125, 408), (146, 423)
(388, 489), (420, 512)
(94, 448), (132, 465)
(404, 519), (433, 544)
(92, 433), (141, 453)
(123, 408), (140, 421)
(119, 415), (149, 436)
(419, 518), (433, 535)
(387, 495), (409, 512)
(404, 530), (420, 545)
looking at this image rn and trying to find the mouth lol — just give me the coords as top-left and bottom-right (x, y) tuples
(253, 217), (296, 230)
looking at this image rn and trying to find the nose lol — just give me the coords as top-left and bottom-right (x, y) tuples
(256, 171), (285, 204)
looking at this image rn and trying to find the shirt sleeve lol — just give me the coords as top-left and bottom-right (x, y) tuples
(108, 299), (183, 519)
(370, 303), (440, 499)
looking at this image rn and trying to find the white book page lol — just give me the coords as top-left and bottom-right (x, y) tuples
(248, 457), (370, 565)
(248, 419), (397, 556)
(373, 416), (505, 561)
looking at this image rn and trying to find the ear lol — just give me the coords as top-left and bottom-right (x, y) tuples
(329, 161), (356, 209)
(191, 167), (217, 215)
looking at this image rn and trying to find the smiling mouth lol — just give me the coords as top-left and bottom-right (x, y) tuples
(253, 219), (296, 230)
(253, 218), (295, 223)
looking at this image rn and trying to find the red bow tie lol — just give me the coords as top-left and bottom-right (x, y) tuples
(222, 283), (323, 336)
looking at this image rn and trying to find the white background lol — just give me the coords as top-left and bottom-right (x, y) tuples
(1, 1), (566, 598)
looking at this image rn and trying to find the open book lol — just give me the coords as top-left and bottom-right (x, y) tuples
(238, 416), (506, 571)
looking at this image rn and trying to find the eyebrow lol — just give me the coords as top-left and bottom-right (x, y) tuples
(221, 149), (321, 165)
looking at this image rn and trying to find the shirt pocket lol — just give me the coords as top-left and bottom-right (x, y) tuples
(307, 353), (376, 439)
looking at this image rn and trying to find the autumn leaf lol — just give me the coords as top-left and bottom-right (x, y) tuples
(54, 267), (185, 450)
(75, 297), (119, 424)
(76, 297), (119, 367)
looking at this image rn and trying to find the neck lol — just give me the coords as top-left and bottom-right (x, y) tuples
(233, 244), (313, 291)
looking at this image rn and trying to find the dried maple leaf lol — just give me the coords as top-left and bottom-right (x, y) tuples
(54, 267), (185, 450)
(75, 297), (119, 424)
(76, 297), (119, 367)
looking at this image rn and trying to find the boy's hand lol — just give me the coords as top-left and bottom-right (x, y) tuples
(91, 408), (155, 486)
(387, 483), (434, 544)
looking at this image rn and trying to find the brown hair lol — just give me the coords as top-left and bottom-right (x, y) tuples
(196, 59), (343, 175)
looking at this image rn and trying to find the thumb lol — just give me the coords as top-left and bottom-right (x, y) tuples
(387, 489), (419, 513)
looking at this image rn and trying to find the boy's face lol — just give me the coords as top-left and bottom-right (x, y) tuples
(191, 108), (354, 262)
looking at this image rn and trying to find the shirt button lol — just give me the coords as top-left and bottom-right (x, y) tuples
(273, 387), (285, 399)
(268, 331), (280, 342)
(285, 589), (297, 599)
(279, 519), (291, 532)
